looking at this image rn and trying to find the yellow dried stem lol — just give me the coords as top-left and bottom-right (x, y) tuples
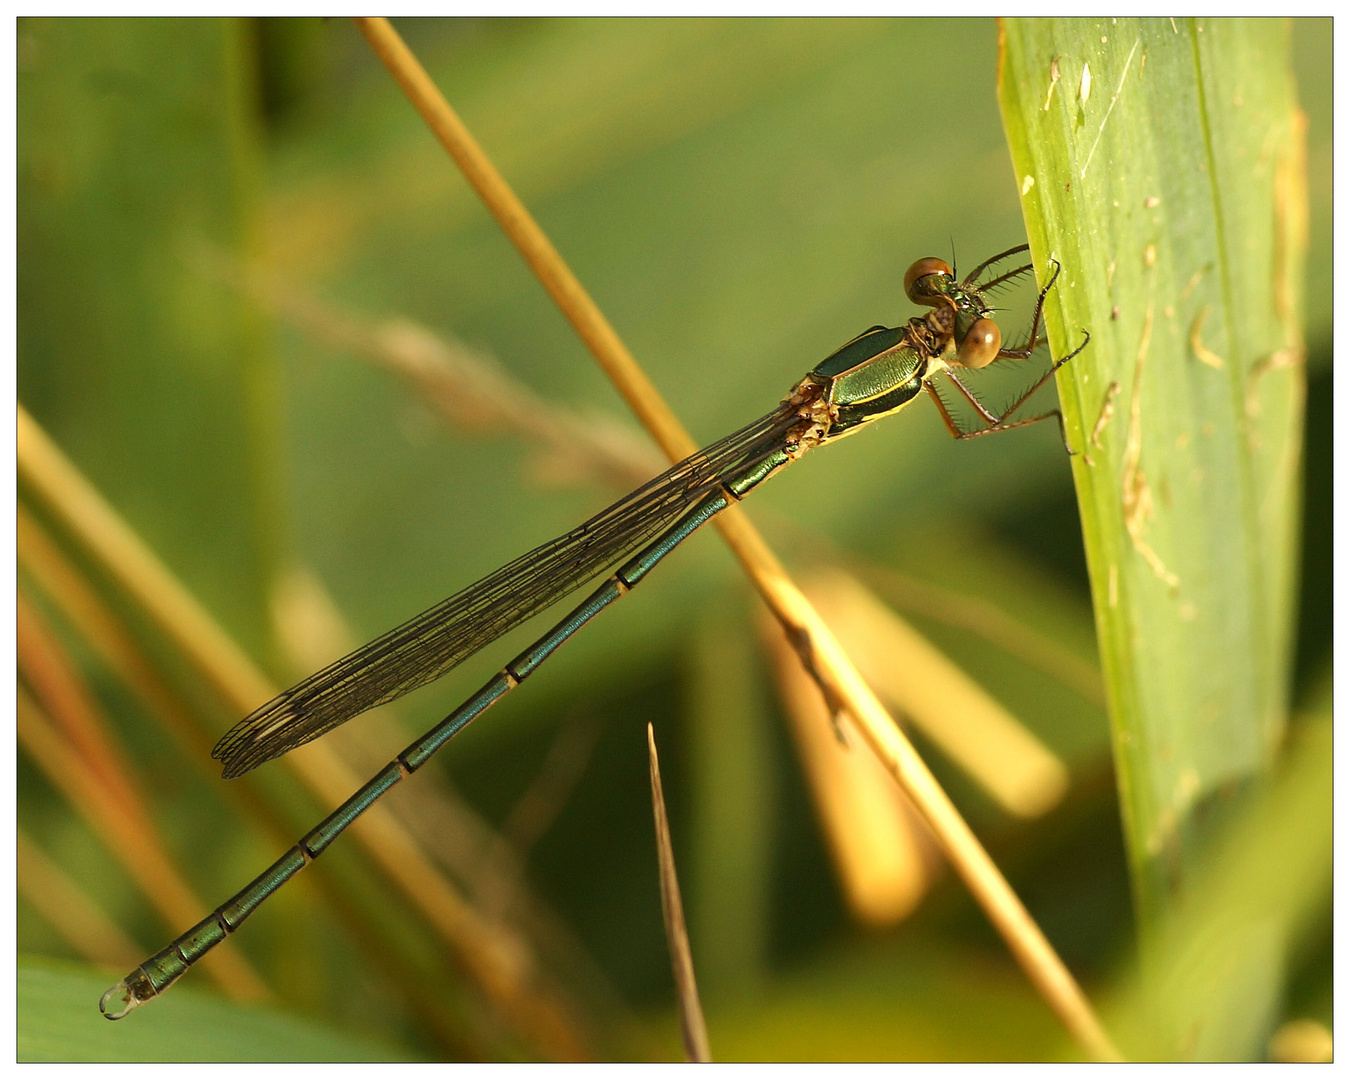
(17, 591), (150, 821)
(19, 505), (220, 767)
(647, 725), (712, 1064)
(762, 612), (935, 927)
(804, 569), (1069, 819)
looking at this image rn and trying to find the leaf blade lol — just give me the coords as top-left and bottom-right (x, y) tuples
(999, 17), (1306, 925)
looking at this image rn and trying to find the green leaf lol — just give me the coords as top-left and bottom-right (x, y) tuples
(999, 19), (1307, 925)
(1104, 712), (1331, 1059)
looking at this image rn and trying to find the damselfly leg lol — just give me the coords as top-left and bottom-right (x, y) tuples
(923, 255), (1090, 451)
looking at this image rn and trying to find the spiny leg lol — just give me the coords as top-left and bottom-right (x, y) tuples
(947, 409), (1074, 454)
(943, 368), (1002, 427)
(927, 377), (1072, 453)
(962, 243), (1031, 287)
(950, 329), (1090, 426)
(925, 381), (968, 440)
(996, 258), (1063, 361)
(977, 262), (1035, 294)
(928, 331), (1091, 454)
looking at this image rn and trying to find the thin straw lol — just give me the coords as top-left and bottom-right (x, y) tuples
(647, 725), (712, 1063)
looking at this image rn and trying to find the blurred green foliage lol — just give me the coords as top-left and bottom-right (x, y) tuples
(18, 956), (408, 1062)
(17, 17), (1331, 1061)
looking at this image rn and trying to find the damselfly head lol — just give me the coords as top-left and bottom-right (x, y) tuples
(906, 255), (1003, 369)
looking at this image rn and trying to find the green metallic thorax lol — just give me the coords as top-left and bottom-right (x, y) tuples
(808, 324), (931, 439)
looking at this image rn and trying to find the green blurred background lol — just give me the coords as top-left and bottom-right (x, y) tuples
(16, 17), (1332, 1061)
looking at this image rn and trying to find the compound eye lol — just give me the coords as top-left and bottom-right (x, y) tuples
(956, 318), (1001, 368)
(904, 257), (954, 305)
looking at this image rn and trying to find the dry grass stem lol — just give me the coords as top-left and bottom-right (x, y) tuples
(762, 613), (935, 926)
(355, 17), (697, 463)
(19, 513), (475, 1037)
(17, 591), (150, 819)
(356, 17), (1122, 1060)
(719, 515), (1122, 1061)
(18, 406), (274, 710)
(804, 569), (1069, 819)
(231, 263), (664, 489)
(19, 505), (225, 770)
(647, 725), (712, 1063)
(858, 561), (1105, 708)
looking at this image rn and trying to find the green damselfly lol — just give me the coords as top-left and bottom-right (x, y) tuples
(101, 244), (1087, 1019)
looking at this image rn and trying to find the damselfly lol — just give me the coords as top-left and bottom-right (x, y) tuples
(101, 244), (1088, 1018)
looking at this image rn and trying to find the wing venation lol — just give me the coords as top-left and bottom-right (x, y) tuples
(213, 402), (799, 777)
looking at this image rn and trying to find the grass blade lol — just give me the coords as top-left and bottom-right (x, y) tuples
(647, 724), (712, 1063)
(999, 17), (1306, 930)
